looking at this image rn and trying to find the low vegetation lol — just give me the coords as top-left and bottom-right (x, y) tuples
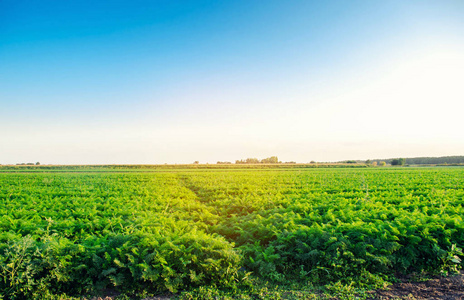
(0, 167), (463, 299)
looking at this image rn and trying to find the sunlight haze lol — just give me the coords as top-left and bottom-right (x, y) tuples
(1, 0), (463, 164)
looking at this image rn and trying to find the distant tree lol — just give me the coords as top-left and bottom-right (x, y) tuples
(365, 159), (371, 164)
(310, 161), (316, 164)
(193, 161), (199, 164)
(391, 158), (405, 166)
(236, 157), (281, 164)
(380, 161), (386, 166)
(261, 156), (279, 164)
(36, 162), (40, 165)
(372, 161), (378, 166)
(245, 158), (260, 164)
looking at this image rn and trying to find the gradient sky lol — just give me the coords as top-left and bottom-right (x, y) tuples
(1, 0), (463, 164)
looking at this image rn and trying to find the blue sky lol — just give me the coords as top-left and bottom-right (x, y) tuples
(1, 1), (463, 164)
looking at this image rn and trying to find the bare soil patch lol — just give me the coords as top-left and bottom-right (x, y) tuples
(369, 271), (464, 299)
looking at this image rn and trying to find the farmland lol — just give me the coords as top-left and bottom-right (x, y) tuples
(1, 167), (463, 299)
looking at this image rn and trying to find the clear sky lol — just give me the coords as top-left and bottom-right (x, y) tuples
(1, 0), (463, 164)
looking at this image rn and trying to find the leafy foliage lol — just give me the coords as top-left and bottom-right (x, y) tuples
(0, 168), (463, 298)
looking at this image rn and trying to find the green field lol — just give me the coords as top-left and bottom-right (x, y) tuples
(1, 167), (463, 299)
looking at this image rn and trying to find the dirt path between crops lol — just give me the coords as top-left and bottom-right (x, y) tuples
(91, 271), (464, 300)
(368, 271), (464, 299)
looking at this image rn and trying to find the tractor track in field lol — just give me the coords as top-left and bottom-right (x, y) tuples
(176, 174), (213, 204)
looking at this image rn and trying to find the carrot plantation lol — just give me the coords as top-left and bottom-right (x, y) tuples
(1, 167), (463, 299)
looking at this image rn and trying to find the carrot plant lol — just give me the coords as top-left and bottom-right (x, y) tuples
(0, 167), (463, 298)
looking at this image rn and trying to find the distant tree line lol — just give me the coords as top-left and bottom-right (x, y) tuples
(235, 156), (280, 164)
(369, 156), (464, 165)
(365, 158), (409, 166)
(406, 156), (464, 165)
